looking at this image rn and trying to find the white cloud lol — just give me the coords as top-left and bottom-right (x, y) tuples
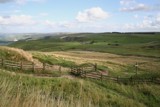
(44, 20), (56, 28)
(16, 0), (45, 4)
(156, 14), (160, 22)
(76, 7), (110, 23)
(120, 0), (160, 12)
(122, 14), (160, 31)
(120, 0), (135, 5)
(0, 15), (36, 26)
(0, 0), (45, 4)
(120, 3), (150, 12)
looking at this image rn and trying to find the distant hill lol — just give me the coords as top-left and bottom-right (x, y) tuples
(9, 32), (160, 58)
(0, 41), (13, 46)
(0, 33), (69, 42)
(0, 33), (66, 46)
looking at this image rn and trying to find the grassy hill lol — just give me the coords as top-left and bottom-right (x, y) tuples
(0, 69), (160, 107)
(9, 33), (160, 58)
(0, 46), (33, 62)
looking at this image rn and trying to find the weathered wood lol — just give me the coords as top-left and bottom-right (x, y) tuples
(94, 63), (97, 72)
(1, 59), (4, 67)
(20, 62), (23, 70)
(4, 63), (19, 66)
(32, 62), (35, 72)
(85, 74), (101, 78)
(101, 73), (103, 81)
(5, 64), (20, 68)
(43, 63), (46, 71)
(0, 58), (160, 84)
(59, 66), (62, 75)
(117, 76), (119, 83)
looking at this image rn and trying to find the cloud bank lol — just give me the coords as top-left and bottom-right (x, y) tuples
(120, 0), (160, 12)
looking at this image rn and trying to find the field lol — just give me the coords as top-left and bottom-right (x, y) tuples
(10, 33), (160, 58)
(31, 51), (160, 77)
(0, 33), (160, 107)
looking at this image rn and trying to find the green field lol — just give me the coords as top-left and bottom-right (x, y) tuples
(10, 33), (160, 57)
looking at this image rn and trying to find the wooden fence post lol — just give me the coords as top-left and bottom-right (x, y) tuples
(117, 76), (119, 83)
(151, 77), (154, 83)
(101, 73), (103, 81)
(43, 63), (46, 71)
(20, 61), (23, 70)
(80, 68), (82, 76)
(59, 66), (61, 75)
(1, 59), (4, 67)
(130, 77), (133, 83)
(94, 63), (97, 72)
(135, 62), (138, 76)
(32, 62), (35, 72)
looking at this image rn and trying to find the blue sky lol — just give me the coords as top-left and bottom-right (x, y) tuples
(0, 0), (160, 33)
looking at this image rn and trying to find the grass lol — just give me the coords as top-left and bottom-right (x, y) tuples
(9, 33), (160, 58)
(0, 69), (160, 107)
(1, 33), (160, 107)
(0, 46), (33, 62)
(32, 52), (77, 68)
(1, 45), (159, 78)
(38, 51), (160, 77)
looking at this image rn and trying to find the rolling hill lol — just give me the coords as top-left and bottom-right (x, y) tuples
(9, 33), (160, 58)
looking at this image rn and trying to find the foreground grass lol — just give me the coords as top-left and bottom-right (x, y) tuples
(0, 69), (160, 107)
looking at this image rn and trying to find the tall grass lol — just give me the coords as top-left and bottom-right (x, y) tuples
(32, 52), (77, 67)
(0, 69), (160, 107)
(0, 46), (33, 62)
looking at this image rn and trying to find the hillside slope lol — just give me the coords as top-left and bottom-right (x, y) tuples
(0, 69), (160, 107)
(0, 46), (33, 61)
(9, 33), (160, 57)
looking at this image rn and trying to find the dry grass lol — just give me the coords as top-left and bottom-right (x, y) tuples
(1, 69), (153, 107)
(30, 51), (160, 74)
(0, 46), (43, 67)
(0, 46), (33, 61)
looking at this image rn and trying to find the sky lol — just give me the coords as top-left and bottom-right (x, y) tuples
(0, 0), (160, 33)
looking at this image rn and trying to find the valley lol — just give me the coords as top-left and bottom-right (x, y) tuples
(0, 33), (160, 107)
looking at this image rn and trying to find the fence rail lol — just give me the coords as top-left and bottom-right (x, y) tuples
(1, 58), (160, 84)
(71, 66), (160, 84)
(0, 58), (63, 73)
